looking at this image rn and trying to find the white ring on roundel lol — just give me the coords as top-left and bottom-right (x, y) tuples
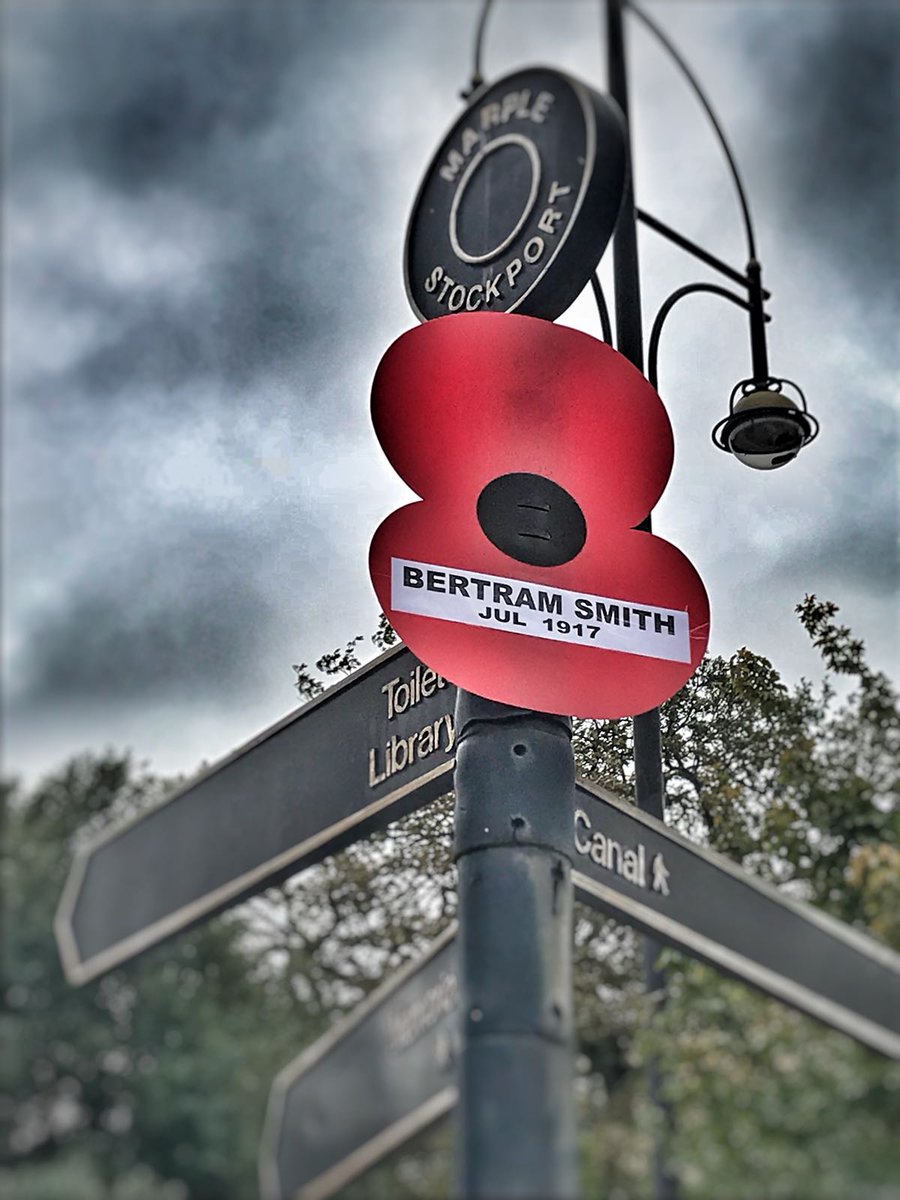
(448, 133), (542, 265)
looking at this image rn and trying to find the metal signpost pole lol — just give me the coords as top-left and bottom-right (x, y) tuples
(454, 691), (580, 1199)
(394, 47), (629, 1200)
(606, 4), (678, 1198)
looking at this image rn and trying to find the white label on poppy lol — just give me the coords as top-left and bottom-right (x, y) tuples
(391, 557), (691, 663)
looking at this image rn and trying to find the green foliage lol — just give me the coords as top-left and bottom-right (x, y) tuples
(637, 962), (900, 1200)
(292, 635), (365, 701)
(245, 795), (455, 1022)
(291, 615), (397, 701)
(575, 595), (899, 920)
(0, 1151), (187, 1200)
(1, 754), (312, 1199)
(371, 611), (399, 652)
(571, 596), (900, 1198)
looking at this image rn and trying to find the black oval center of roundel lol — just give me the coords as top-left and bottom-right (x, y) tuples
(454, 140), (537, 261)
(477, 473), (587, 568)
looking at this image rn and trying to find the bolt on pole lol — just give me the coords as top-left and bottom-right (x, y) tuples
(454, 689), (580, 1200)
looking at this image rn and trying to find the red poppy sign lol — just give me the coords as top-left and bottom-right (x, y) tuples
(369, 313), (709, 719)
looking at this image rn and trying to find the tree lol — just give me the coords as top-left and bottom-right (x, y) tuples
(1, 754), (314, 1200)
(571, 596), (900, 1198)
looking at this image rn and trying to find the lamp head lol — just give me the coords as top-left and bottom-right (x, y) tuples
(712, 377), (818, 470)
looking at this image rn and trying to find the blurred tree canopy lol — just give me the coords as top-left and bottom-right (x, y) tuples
(2, 597), (898, 1198)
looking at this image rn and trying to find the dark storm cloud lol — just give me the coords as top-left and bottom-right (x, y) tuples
(744, 6), (899, 334)
(794, 521), (898, 598)
(7, 0), (894, 783)
(700, 5), (898, 617)
(14, 205), (339, 422)
(9, 511), (284, 709)
(5, 0), (426, 749)
(7, 3), (302, 191)
(6, 1), (391, 416)
(67, 242), (323, 404)
(764, 395), (898, 599)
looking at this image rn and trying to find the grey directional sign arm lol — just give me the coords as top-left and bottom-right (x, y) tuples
(55, 646), (456, 984)
(55, 653), (900, 1058)
(572, 780), (900, 1059)
(260, 927), (458, 1200)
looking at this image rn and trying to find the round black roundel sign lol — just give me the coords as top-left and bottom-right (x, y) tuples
(404, 66), (626, 323)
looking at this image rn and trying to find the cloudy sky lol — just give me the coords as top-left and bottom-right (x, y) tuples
(4, 0), (897, 785)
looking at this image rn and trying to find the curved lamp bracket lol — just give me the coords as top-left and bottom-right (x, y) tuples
(647, 282), (759, 390)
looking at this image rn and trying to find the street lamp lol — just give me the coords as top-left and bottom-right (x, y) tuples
(625, 1), (819, 469)
(459, 2), (820, 471)
(712, 377), (818, 470)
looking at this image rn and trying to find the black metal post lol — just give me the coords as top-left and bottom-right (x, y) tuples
(606, 3), (679, 1198)
(606, 0), (666, 817)
(607, 0), (643, 374)
(454, 690), (580, 1200)
(746, 258), (770, 381)
(606, 0), (663, 794)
